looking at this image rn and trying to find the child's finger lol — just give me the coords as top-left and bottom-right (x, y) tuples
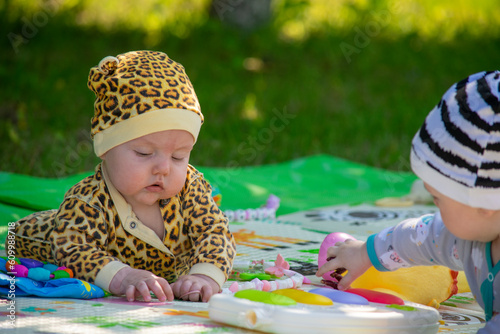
(185, 283), (203, 302)
(147, 279), (167, 302)
(316, 258), (341, 277)
(336, 272), (354, 291)
(135, 281), (152, 302)
(125, 285), (137, 302)
(326, 244), (342, 258)
(160, 279), (174, 301)
(174, 280), (193, 300)
(200, 284), (213, 303)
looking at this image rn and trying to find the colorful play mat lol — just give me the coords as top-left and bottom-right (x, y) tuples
(0, 155), (487, 333)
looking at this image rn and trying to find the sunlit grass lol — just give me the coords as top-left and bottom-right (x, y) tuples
(1, 1), (500, 177)
(9, 1), (500, 42)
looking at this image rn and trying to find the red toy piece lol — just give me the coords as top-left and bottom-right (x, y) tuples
(346, 288), (405, 305)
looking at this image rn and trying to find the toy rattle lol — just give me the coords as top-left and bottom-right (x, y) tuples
(317, 231), (353, 288)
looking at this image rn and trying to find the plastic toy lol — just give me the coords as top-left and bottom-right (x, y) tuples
(0, 257), (106, 299)
(317, 232), (354, 282)
(346, 288), (404, 305)
(318, 232), (464, 307)
(224, 194), (280, 222)
(308, 287), (369, 305)
(1, 257), (73, 281)
(209, 293), (441, 334)
(0, 273), (106, 299)
(271, 288), (333, 306)
(224, 254), (306, 294)
(235, 289), (296, 306)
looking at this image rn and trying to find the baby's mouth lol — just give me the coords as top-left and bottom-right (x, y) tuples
(146, 182), (164, 192)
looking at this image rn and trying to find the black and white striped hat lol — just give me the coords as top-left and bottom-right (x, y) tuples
(411, 71), (500, 209)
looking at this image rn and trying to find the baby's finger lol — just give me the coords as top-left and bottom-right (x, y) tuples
(158, 279), (174, 302)
(326, 245), (340, 258)
(336, 272), (354, 291)
(200, 284), (214, 303)
(176, 281), (201, 302)
(316, 259), (341, 277)
(170, 280), (180, 297)
(125, 285), (137, 302)
(185, 282), (203, 302)
(147, 279), (167, 302)
(176, 280), (194, 301)
(135, 281), (152, 302)
(177, 290), (200, 302)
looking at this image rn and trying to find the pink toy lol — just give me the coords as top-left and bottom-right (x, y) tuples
(318, 232), (356, 281)
(223, 254), (305, 294)
(265, 254), (289, 278)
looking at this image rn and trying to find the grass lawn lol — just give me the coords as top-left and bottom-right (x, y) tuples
(1, 1), (499, 178)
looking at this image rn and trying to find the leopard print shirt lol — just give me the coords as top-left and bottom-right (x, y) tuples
(11, 164), (236, 289)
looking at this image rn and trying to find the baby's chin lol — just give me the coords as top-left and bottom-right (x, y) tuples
(134, 192), (168, 207)
(139, 186), (182, 205)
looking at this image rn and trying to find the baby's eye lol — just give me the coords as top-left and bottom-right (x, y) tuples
(135, 151), (152, 157)
(172, 156), (184, 161)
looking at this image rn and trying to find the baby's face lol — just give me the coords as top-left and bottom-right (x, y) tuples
(101, 130), (194, 209)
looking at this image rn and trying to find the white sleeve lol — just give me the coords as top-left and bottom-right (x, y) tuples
(366, 212), (464, 272)
(478, 313), (500, 334)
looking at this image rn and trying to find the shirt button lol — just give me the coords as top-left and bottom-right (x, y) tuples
(130, 222), (137, 229)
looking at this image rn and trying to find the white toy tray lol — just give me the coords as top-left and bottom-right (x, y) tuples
(209, 293), (440, 334)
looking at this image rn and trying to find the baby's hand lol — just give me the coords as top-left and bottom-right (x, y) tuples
(171, 274), (220, 302)
(110, 267), (174, 302)
(316, 239), (372, 290)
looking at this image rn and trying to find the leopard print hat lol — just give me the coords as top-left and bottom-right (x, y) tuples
(88, 50), (203, 157)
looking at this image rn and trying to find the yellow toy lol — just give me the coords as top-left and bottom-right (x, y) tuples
(319, 232), (470, 307)
(351, 266), (468, 307)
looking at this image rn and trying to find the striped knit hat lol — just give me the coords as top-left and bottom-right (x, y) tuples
(411, 71), (500, 210)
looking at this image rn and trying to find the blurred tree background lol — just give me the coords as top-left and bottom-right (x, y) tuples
(1, 0), (499, 178)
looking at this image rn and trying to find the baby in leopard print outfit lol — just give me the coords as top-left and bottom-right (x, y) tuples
(8, 50), (236, 303)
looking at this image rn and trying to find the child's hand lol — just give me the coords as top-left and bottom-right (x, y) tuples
(316, 239), (372, 290)
(171, 274), (220, 302)
(110, 267), (174, 302)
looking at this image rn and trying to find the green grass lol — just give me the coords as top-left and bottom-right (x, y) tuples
(1, 1), (500, 178)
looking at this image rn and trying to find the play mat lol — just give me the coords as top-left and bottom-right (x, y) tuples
(0, 155), (487, 333)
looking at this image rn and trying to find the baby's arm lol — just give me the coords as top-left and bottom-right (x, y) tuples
(318, 214), (465, 291)
(51, 197), (174, 303)
(316, 239), (372, 290)
(171, 274), (220, 302)
(109, 267), (174, 302)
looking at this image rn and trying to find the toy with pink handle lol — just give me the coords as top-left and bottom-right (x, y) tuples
(318, 233), (406, 306)
(317, 232), (356, 281)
